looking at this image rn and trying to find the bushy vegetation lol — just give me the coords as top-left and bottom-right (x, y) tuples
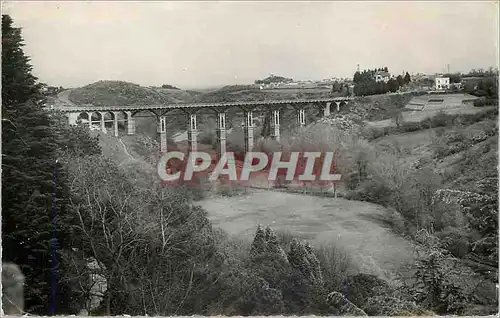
(341, 114), (498, 314)
(353, 67), (410, 96)
(160, 84), (180, 90)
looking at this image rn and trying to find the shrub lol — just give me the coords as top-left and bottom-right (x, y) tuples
(342, 273), (392, 308)
(363, 296), (430, 316)
(400, 121), (422, 133)
(387, 208), (407, 234)
(474, 97), (498, 107)
(408, 230), (482, 314)
(356, 178), (393, 206)
(436, 227), (470, 258)
(361, 127), (386, 140)
(314, 242), (355, 293)
(429, 111), (454, 127)
(444, 130), (467, 143)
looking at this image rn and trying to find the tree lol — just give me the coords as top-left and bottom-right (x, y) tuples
(2, 15), (41, 107)
(396, 75), (405, 87)
(2, 15), (103, 315)
(161, 84), (180, 90)
(1, 14), (81, 314)
(404, 72), (411, 84)
(353, 71), (361, 84)
(387, 78), (399, 93)
(65, 155), (220, 315)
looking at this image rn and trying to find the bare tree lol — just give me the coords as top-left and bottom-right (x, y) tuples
(63, 155), (217, 315)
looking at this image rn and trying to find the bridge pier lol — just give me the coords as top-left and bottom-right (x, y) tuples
(297, 108), (306, 128)
(68, 113), (79, 125)
(125, 111), (135, 135)
(270, 109), (280, 141)
(187, 113), (198, 152)
(216, 112), (227, 159)
(335, 101), (341, 112)
(323, 102), (331, 117)
(243, 110), (254, 153)
(100, 112), (106, 134)
(88, 112), (93, 128)
(113, 112), (119, 137)
(157, 116), (168, 153)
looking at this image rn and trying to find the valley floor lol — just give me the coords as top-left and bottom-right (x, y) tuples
(199, 189), (416, 282)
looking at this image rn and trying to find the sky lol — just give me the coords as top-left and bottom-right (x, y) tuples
(2, 1), (499, 89)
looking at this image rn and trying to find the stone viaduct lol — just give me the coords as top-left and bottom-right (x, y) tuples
(50, 97), (352, 158)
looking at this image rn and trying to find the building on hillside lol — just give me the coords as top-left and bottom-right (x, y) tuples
(374, 71), (391, 83)
(460, 76), (484, 91)
(450, 82), (464, 90)
(435, 77), (450, 90)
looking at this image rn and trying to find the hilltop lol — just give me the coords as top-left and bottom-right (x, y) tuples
(255, 74), (294, 84)
(68, 80), (197, 105)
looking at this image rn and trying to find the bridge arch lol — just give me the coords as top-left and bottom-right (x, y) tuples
(89, 112), (102, 128)
(76, 112), (91, 125)
(113, 111), (128, 134)
(101, 111), (115, 130)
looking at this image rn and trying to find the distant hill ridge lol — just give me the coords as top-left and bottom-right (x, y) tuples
(67, 80), (333, 106)
(255, 75), (294, 85)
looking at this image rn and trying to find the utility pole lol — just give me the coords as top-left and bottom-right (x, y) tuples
(447, 64), (450, 74)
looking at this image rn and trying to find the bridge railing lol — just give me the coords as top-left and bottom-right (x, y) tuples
(47, 97), (354, 112)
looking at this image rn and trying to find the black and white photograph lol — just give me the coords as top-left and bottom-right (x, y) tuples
(1, 1), (499, 316)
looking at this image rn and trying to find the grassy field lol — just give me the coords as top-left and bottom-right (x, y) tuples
(199, 189), (416, 282)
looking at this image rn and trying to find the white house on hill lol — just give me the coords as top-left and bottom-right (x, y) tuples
(374, 71), (390, 83)
(435, 77), (450, 90)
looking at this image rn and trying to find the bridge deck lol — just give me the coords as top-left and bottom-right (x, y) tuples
(49, 97), (353, 112)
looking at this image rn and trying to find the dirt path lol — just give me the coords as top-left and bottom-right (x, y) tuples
(119, 138), (135, 160)
(199, 189), (416, 281)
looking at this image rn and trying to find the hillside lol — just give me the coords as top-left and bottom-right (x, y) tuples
(68, 80), (196, 105)
(373, 117), (498, 194)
